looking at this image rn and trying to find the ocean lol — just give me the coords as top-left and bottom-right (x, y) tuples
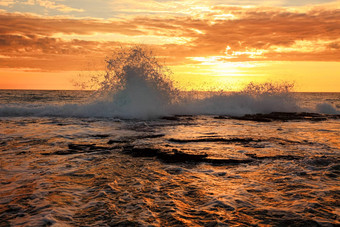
(0, 89), (339, 226)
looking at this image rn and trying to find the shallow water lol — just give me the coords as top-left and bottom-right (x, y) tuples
(0, 91), (339, 226)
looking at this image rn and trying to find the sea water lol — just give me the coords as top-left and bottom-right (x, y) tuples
(0, 89), (339, 226)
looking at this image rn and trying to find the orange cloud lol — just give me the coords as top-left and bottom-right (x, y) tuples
(0, 5), (339, 72)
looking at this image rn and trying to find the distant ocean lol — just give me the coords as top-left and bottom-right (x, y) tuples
(1, 89), (339, 226)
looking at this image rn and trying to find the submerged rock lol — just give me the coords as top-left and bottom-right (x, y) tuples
(122, 146), (254, 165)
(161, 115), (194, 121)
(168, 137), (260, 144)
(245, 153), (303, 160)
(123, 147), (208, 163)
(42, 143), (112, 155)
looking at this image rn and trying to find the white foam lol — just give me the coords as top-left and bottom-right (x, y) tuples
(0, 91), (303, 119)
(315, 103), (339, 114)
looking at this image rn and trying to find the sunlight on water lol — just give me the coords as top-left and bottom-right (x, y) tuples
(0, 115), (339, 226)
(0, 46), (339, 226)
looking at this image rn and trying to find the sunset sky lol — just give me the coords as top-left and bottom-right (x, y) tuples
(0, 0), (339, 91)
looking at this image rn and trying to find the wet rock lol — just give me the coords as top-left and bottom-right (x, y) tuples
(205, 158), (253, 165)
(272, 219), (320, 227)
(202, 221), (229, 227)
(124, 147), (208, 163)
(214, 116), (231, 120)
(42, 143), (112, 155)
(229, 112), (340, 122)
(245, 153), (303, 160)
(6, 204), (23, 214)
(68, 143), (95, 150)
(108, 134), (165, 144)
(161, 116), (181, 121)
(325, 164), (340, 178)
(308, 156), (338, 167)
(47, 150), (79, 155)
(214, 172), (227, 176)
(329, 164), (340, 170)
(90, 134), (110, 138)
(110, 220), (140, 226)
(165, 167), (186, 174)
(161, 115), (194, 121)
(135, 134), (165, 139)
(296, 171), (308, 176)
(107, 139), (130, 144)
(169, 137), (259, 144)
(62, 172), (95, 178)
(208, 201), (235, 211)
(121, 146), (254, 165)
(68, 143), (112, 152)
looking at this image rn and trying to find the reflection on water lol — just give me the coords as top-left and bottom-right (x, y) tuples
(1, 116), (339, 226)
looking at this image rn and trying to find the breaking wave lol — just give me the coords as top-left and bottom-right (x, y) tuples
(0, 46), (338, 119)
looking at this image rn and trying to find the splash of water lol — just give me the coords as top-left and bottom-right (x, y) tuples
(95, 46), (178, 118)
(87, 46), (301, 118)
(174, 82), (300, 116)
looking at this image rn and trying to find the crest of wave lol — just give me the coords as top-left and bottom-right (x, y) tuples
(175, 81), (301, 116)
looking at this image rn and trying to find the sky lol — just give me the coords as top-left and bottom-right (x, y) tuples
(0, 0), (339, 91)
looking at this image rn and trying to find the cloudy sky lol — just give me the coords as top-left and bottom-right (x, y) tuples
(0, 0), (339, 91)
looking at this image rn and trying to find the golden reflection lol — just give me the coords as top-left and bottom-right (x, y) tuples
(1, 112), (339, 225)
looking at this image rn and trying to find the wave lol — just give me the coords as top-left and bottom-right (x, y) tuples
(315, 103), (339, 114)
(0, 93), (303, 119)
(0, 46), (338, 119)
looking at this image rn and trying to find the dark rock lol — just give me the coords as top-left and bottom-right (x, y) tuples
(273, 219), (320, 227)
(62, 172), (95, 178)
(210, 201), (235, 211)
(205, 158), (253, 165)
(308, 156), (337, 167)
(90, 134), (110, 138)
(68, 143), (110, 151)
(49, 150), (79, 155)
(214, 116), (231, 119)
(170, 149), (208, 162)
(161, 116), (180, 121)
(42, 143), (112, 155)
(107, 140), (130, 144)
(169, 137), (259, 144)
(245, 153), (303, 160)
(122, 146), (253, 165)
(68, 143), (96, 150)
(110, 220), (140, 227)
(108, 134), (165, 144)
(161, 115), (194, 121)
(124, 147), (208, 163)
(136, 134), (165, 139)
(230, 112), (340, 122)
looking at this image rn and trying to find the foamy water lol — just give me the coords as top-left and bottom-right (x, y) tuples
(0, 90), (339, 226)
(0, 90), (339, 119)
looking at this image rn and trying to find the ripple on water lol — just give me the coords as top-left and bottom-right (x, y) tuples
(0, 116), (339, 226)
